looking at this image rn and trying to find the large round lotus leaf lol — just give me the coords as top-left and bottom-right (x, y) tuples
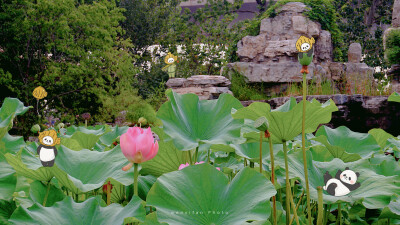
(230, 142), (283, 162)
(232, 97), (338, 144)
(389, 92), (400, 103)
(8, 196), (146, 225)
(380, 197), (400, 220)
(141, 127), (188, 177)
(63, 125), (108, 136)
(275, 150), (400, 209)
(52, 145), (134, 193)
(368, 128), (394, 149)
(99, 125), (129, 146)
(29, 180), (65, 207)
(315, 126), (381, 159)
(156, 89), (245, 151)
(61, 131), (102, 150)
(0, 98), (31, 140)
(5, 149), (54, 182)
(146, 164), (276, 225)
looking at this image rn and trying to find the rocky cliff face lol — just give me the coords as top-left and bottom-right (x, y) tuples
(241, 94), (400, 136)
(224, 2), (375, 96)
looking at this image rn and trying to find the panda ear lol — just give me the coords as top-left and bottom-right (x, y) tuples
(356, 172), (360, 177)
(345, 167), (349, 170)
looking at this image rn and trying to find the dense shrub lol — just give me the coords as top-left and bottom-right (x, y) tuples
(386, 29), (400, 65)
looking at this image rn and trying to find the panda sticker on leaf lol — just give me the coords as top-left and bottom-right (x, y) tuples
(323, 167), (361, 197)
(37, 130), (60, 167)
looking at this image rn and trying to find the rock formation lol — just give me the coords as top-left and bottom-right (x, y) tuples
(241, 94), (400, 136)
(166, 75), (233, 100)
(384, 0), (400, 92)
(224, 2), (375, 95)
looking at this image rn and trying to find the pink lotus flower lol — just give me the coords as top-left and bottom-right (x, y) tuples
(178, 161), (221, 171)
(120, 127), (159, 171)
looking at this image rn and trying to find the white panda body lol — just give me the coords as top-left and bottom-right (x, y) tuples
(39, 146), (55, 162)
(323, 178), (350, 196)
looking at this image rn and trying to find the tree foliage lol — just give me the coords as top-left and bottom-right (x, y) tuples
(0, 0), (137, 135)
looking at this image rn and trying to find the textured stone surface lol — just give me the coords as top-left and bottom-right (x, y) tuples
(348, 43), (362, 63)
(166, 75), (232, 100)
(393, 0), (400, 27)
(315, 31), (333, 61)
(241, 95), (400, 136)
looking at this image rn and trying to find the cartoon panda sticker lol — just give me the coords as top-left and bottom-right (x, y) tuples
(37, 130), (60, 167)
(323, 167), (360, 196)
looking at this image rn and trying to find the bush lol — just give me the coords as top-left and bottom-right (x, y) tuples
(126, 101), (161, 126)
(223, 69), (268, 101)
(386, 29), (400, 65)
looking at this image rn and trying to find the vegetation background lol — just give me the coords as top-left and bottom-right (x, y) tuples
(0, 0), (396, 138)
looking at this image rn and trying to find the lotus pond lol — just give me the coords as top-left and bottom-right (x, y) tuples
(1, 90), (400, 225)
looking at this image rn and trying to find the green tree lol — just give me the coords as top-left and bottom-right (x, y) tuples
(0, 0), (136, 136)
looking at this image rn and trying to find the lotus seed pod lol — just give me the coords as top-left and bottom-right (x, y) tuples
(254, 116), (269, 132)
(138, 117), (147, 125)
(31, 124), (41, 133)
(57, 123), (65, 130)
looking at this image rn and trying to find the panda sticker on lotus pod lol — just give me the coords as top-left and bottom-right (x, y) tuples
(323, 167), (361, 196)
(162, 52), (178, 78)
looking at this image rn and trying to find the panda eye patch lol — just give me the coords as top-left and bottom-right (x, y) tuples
(349, 177), (351, 180)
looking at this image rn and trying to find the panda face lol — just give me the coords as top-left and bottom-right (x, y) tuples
(167, 58), (175, 63)
(301, 43), (311, 51)
(340, 170), (358, 185)
(42, 136), (54, 146)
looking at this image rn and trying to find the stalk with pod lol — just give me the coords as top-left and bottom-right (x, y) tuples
(297, 36), (315, 225)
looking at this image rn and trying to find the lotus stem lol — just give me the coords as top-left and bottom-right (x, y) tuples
(283, 141), (291, 225)
(43, 179), (52, 206)
(336, 203), (342, 225)
(260, 131), (263, 173)
(244, 158), (247, 167)
(75, 193), (79, 202)
(133, 163), (139, 196)
(324, 204), (330, 225)
(194, 147), (199, 163)
(188, 151), (193, 165)
(85, 119), (87, 128)
(288, 191), (300, 225)
(302, 72), (312, 225)
(289, 190), (305, 225)
(268, 135), (277, 225)
(206, 149), (210, 164)
(36, 99), (40, 117)
(106, 182), (111, 205)
(317, 186), (324, 225)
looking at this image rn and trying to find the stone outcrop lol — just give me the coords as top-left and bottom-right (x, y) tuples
(224, 2), (375, 96)
(347, 43), (362, 63)
(393, 0), (400, 28)
(241, 94), (400, 136)
(166, 75), (233, 100)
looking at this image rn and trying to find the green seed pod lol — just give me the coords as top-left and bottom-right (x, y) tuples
(254, 116), (269, 132)
(138, 117), (147, 125)
(298, 47), (314, 66)
(31, 124), (41, 133)
(57, 123), (65, 130)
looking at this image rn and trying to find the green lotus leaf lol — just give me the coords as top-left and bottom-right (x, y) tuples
(368, 128), (394, 149)
(156, 90), (245, 151)
(232, 97), (338, 143)
(139, 212), (168, 225)
(276, 150), (400, 208)
(141, 127), (188, 177)
(0, 160), (16, 201)
(315, 126), (381, 159)
(388, 92), (400, 103)
(61, 131), (101, 150)
(9, 196), (146, 225)
(312, 135), (362, 162)
(146, 164), (276, 224)
(64, 125), (109, 136)
(229, 142), (283, 162)
(29, 180), (65, 207)
(0, 199), (16, 223)
(380, 197), (400, 220)
(52, 145), (134, 193)
(5, 149), (54, 182)
(0, 98), (31, 140)
(99, 125), (128, 147)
